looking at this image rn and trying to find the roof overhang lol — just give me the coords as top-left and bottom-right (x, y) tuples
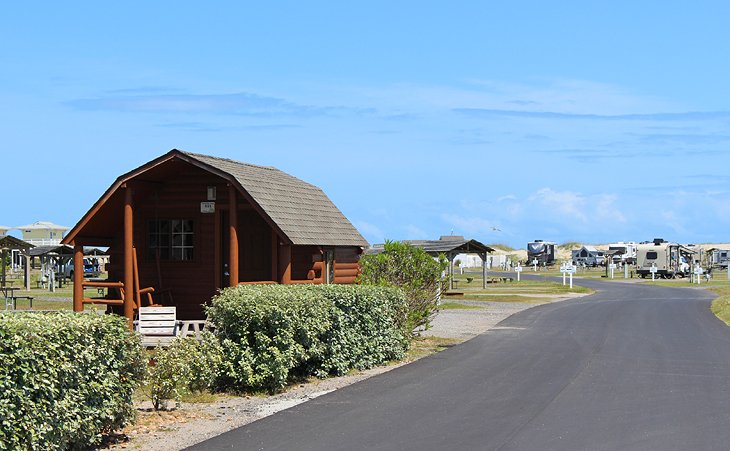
(63, 149), (292, 246)
(0, 235), (34, 251)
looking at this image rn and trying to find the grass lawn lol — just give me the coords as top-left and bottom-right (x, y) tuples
(709, 284), (730, 326)
(4, 276), (107, 312)
(405, 336), (461, 361)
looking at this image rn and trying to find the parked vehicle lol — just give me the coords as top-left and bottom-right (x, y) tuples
(636, 239), (696, 279)
(608, 241), (638, 265)
(61, 258), (101, 278)
(710, 249), (730, 268)
(527, 240), (556, 266)
(571, 246), (605, 267)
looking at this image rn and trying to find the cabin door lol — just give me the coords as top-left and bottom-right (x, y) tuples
(220, 210), (230, 287)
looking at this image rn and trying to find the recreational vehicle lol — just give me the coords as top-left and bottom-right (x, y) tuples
(635, 239), (696, 279)
(608, 242), (637, 264)
(710, 249), (730, 268)
(571, 246), (605, 267)
(527, 240), (556, 266)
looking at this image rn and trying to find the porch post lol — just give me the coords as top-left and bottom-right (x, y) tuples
(73, 244), (84, 312)
(24, 254), (31, 291)
(449, 252), (455, 290)
(280, 245), (292, 284)
(228, 185), (239, 287)
(123, 185), (135, 329)
(271, 230), (279, 282)
(482, 252), (487, 289)
(1, 249), (5, 286)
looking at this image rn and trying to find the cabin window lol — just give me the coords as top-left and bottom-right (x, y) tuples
(646, 251), (658, 260)
(149, 219), (194, 261)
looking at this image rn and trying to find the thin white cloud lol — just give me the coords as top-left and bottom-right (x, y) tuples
(529, 188), (588, 222)
(354, 221), (385, 244)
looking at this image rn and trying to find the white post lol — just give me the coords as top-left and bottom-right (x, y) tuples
(569, 271), (573, 289)
(624, 263), (629, 279)
(695, 265), (701, 285)
(533, 259), (538, 272)
(515, 265), (522, 281)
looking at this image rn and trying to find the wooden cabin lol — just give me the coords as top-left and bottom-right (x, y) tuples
(62, 149), (369, 326)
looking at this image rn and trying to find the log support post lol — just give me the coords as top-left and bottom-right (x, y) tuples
(123, 185), (135, 330)
(73, 244), (84, 312)
(280, 245), (292, 284)
(271, 230), (279, 282)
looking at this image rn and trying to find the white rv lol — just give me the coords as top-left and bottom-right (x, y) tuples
(571, 246), (605, 267)
(636, 239), (696, 279)
(710, 249), (730, 268)
(608, 241), (638, 264)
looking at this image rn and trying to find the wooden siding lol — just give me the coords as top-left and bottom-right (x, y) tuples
(334, 247), (361, 284)
(81, 157), (364, 320)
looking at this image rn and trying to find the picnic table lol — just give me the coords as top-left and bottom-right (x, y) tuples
(2, 286), (34, 310)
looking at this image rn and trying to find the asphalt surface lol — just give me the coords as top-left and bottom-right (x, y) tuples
(187, 279), (730, 451)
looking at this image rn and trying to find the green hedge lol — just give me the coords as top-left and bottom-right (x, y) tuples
(0, 312), (145, 450)
(207, 284), (409, 393)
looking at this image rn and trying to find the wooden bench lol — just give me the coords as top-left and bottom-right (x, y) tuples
(136, 306), (179, 347)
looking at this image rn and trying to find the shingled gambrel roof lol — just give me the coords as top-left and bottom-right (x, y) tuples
(63, 149), (368, 248)
(180, 151), (368, 247)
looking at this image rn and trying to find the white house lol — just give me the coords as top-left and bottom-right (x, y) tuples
(14, 221), (69, 246)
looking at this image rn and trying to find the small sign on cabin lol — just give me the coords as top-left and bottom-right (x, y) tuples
(200, 202), (215, 214)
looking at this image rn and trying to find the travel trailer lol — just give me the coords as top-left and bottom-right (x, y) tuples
(636, 239), (696, 279)
(571, 246), (605, 267)
(710, 249), (730, 268)
(527, 240), (556, 266)
(608, 242), (638, 264)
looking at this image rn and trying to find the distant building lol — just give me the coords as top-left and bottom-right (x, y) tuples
(15, 221), (69, 246)
(368, 235), (494, 289)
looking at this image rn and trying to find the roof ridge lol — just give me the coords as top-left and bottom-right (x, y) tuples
(179, 150), (278, 172)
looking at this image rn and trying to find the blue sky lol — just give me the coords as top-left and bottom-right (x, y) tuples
(3, 1), (730, 248)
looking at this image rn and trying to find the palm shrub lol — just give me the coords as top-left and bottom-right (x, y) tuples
(358, 240), (448, 332)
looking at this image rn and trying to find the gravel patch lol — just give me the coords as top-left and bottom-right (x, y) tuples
(108, 294), (586, 450)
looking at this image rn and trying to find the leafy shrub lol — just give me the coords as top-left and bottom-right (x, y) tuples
(207, 284), (408, 393)
(146, 332), (223, 410)
(0, 312), (145, 450)
(358, 240), (448, 332)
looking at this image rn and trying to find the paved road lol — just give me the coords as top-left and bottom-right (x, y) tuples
(188, 279), (730, 451)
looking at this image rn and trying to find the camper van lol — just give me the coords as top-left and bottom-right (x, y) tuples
(608, 241), (638, 264)
(710, 249), (730, 268)
(571, 246), (605, 267)
(636, 239), (696, 279)
(527, 240), (556, 266)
